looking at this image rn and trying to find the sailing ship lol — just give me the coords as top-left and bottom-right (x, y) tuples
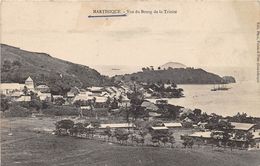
(211, 84), (230, 91)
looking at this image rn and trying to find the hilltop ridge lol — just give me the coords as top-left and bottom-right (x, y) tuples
(1, 44), (110, 94)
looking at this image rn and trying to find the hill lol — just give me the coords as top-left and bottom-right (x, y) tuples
(160, 62), (186, 69)
(0, 44), (110, 94)
(222, 76), (236, 83)
(114, 67), (226, 84)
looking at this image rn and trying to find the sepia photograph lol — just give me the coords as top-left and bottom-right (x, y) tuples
(1, 0), (260, 165)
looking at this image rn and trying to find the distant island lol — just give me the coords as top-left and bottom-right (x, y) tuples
(114, 64), (236, 84)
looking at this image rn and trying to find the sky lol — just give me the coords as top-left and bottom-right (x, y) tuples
(1, 0), (260, 70)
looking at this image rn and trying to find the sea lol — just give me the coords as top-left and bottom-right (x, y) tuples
(92, 65), (260, 117)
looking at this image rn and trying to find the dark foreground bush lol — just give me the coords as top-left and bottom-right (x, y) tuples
(3, 105), (31, 117)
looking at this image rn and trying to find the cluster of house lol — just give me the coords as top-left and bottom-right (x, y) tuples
(0, 76), (51, 102)
(185, 122), (260, 149)
(66, 86), (131, 108)
(0, 76), (130, 108)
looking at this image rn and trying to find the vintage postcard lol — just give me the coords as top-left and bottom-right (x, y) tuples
(1, 0), (260, 166)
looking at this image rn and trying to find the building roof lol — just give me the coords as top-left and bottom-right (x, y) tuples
(88, 87), (104, 91)
(149, 112), (161, 117)
(36, 85), (49, 89)
(141, 101), (159, 111)
(67, 92), (75, 97)
(163, 122), (182, 128)
(1, 83), (23, 90)
(151, 126), (169, 130)
(99, 123), (135, 129)
(16, 96), (31, 102)
(52, 95), (63, 98)
(95, 96), (107, 103)
(253, 132), (260, 139)
(189, 132), (212, 138)
(39, 93), (51, 96)
(25, 76), (33, 82)
(231, 122), (255, 131)
(73, 94), (91, 101)
(80, 106), (91, 110)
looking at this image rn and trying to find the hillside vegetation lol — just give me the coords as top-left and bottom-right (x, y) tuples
(1, 44), (110, 94)
(115, 68), (226, 84)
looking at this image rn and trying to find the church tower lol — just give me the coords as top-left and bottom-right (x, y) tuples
(25, 76), (34, 90)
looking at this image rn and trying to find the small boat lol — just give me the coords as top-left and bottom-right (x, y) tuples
(111, 68), (120, 70)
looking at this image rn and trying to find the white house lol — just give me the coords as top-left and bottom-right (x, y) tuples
(0, 83), (24, 95)
(0, 76), (35, 95)
(16, 95), (31, 102)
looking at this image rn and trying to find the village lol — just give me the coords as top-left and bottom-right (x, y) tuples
(1, 76), (260, 151)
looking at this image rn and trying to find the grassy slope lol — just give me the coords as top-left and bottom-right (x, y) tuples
(1, 118), (260, 166)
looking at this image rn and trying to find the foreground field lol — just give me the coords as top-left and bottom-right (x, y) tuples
(1, 117), (260, 166)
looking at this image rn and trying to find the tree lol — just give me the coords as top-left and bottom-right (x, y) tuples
(92, 97), (96, 107)
(114, 129), (129, 144)
(55, 97), (65, 106)
(2, 60), (12, 71)
(12, 60), (22, 67)
(150, 130), (170, 147)
(151, 136), (160, 146)
(245, 132), (255, 148)
(1, 95), (10, 112)
(42, 100), (53, 109)
(132, 133), (145, 146)
(74, 100), (83, 108)
(171, 82), (177, 89)
(73, 100), (84, 117)
(118, 95), (123, 104)
(111, 97), (119, 109)
(231, 112), (253, 123)
(128, 91), (145, 120)
(90, 120), (101, 138)
(69, 122), (85, 137)
(169, 135), (175, 148)
(160, 135), (169, 146)
(193, 109), (202, 116)
(55, 119), (74, 136)
(104, 127), (112, 141)
(182, 137), (194, 148)
(29, 91), (40, 100)
(130, 76), (136, 82)
(29, 99), (42, 111)
(188, 138), (194, 148)
(23, 86), (29, 95)
(105, 97), (112, 108)
(222, 131), (232, 148)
